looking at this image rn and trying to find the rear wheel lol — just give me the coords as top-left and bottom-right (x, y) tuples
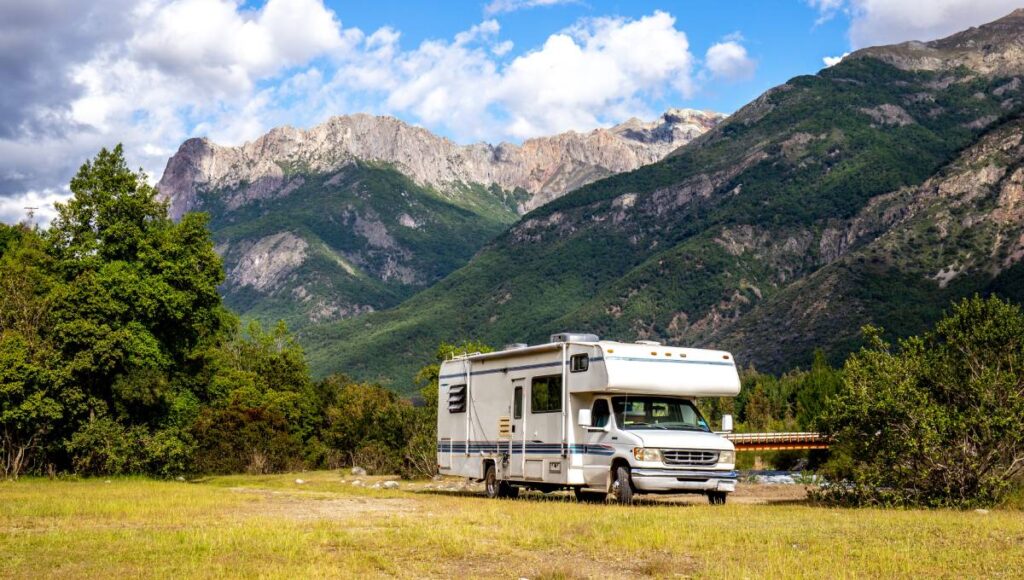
(484, 465), (500, 499)
(484, 464), (518, 499)
(708, 491), (728, 505)
(611, 466), (634, 505)
(574, 487), (607, 503)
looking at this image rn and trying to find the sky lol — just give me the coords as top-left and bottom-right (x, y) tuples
(2, 0), (1024, 224)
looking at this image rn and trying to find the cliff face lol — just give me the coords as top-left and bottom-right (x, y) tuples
(158, 109), (723, 219)
(156, 109), (722, 329)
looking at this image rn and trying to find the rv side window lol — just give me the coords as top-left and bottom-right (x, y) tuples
(448, 384), (467, 414)
(570, 354), (589, 372)
(530, 375), (562, 414)
(592, 399), (610, 427)
(513, 386), (523, 419)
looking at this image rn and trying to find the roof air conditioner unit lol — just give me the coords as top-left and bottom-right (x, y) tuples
(550, 332), (600, 343)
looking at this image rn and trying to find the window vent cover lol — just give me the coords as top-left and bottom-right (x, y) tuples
(448, 385), (467, 413)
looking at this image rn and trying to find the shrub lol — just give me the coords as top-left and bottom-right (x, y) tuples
(352, 441), (402, 475)
(817, 295), (1024, 507)
(67, 418), (148, 476)
(192, 402), (303, 474)
(399, 407), (437, 480)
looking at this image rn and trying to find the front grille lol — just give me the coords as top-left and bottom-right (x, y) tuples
(662, 449), (719, 466)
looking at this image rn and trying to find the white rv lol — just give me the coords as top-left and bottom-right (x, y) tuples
(436, 333), (740, 504)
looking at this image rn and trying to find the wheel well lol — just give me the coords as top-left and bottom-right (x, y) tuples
(482, 459), (495, 478)
(611, 457), (630, 473)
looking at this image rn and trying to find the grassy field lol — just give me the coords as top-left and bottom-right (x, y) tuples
(2, 471), (1022, 578)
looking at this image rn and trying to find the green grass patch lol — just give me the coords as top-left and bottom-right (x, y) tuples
(3, 472), (1023, 578)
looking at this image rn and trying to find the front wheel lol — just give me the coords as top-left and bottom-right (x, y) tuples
(707, 491), (728, 505)
(611, 466), (635, 504)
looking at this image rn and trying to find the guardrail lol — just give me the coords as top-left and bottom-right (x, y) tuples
(720, 432), (830, 451)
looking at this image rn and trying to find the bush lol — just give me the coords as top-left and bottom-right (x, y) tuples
(817, 296), (1024, 507)
(192, 402), (303, 474)
(399, 407), (437, 480)
(351, 441), (402, 475)
(67, 418), (148, 476)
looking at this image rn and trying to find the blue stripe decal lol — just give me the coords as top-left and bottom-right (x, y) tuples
(437, 440), (615, 456)
(604, 356), (734, 367)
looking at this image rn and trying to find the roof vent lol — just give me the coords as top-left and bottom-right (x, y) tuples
(635, 340), (662, 346)
(550, 332), (600, 343)
(504, 343), (528, 351)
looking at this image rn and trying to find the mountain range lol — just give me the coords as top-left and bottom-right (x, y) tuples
(160, 10), (1024, 391)
(157, 109), (723, 328)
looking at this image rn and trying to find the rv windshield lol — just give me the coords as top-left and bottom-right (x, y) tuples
(611, 397), (710, 432)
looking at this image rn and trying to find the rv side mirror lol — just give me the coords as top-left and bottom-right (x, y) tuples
(578, 409), (592, 427)
(721, 414), (734, 433)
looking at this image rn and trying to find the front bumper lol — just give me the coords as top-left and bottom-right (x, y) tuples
(630, 468), (738, 493)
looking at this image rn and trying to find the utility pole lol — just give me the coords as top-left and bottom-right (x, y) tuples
(24, 206), (39, 222)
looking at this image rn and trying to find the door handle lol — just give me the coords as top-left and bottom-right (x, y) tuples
(512, 425), (516, 433)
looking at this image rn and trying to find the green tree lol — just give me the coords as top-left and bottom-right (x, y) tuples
(818, 295), (1024, 507)
(193, 321), (316, 474)
(0, 228), (78, 478)
(0, 144), (235, 476)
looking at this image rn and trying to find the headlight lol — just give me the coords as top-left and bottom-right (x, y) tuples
(718, 450), (736, 465)
(632, 447), (662, 462)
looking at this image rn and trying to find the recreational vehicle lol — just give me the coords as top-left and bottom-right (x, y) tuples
(436, 333), (740, 504)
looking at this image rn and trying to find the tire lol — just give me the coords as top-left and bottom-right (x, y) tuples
(484, 464), (499, 499)
(610, 465), (634, 505)
(574, 487), (607, 503)
(708, 491), (728, 505)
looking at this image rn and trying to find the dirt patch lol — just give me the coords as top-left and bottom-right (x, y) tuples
(651, 483), (810, 505)
(231, 487), (419, 520)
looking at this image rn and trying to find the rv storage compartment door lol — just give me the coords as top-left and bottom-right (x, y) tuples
(525, 460), (543, 480)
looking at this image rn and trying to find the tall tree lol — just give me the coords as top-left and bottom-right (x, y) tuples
(0, 228), (77, 478)
(45, 145), (230, 431)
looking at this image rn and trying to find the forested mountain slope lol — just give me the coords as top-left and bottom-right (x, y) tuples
(302, 10), (1024, 389)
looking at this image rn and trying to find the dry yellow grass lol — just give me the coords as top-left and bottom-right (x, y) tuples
(2, 471), (1022, 578)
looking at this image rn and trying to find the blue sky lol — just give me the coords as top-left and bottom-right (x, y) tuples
(3, 0), (1024, 223)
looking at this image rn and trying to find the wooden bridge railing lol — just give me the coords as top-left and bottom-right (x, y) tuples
(720, 432), (830, 451)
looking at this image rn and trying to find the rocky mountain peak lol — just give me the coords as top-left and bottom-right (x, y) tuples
(851, 8), (1024, 75)
(157, 110), (725, 219)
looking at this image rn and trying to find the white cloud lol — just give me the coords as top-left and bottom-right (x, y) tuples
(806, 0), (845, 24)
(810, 0), (1023, 48)
(0, 0), (355, 219)
(0, 188), (69, 226)
(822, 52), (850, 67)
(0, 4), (739, 222)
(484, 0), (577, 16)
(495, 12), (697, 138)
(705, 41), (756, 81)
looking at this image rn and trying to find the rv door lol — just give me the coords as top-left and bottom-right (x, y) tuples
(509, 383), (525, 478)
(582, 398), (614, 488)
